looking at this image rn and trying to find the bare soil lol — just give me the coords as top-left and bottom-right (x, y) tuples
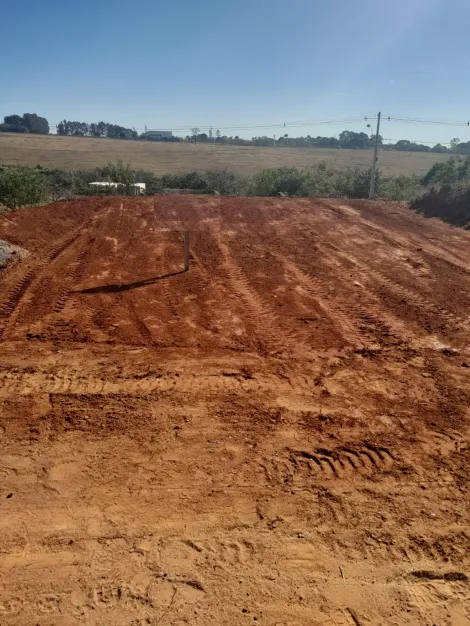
(0, 132), (452, 176)
(0, 196), (469, 625)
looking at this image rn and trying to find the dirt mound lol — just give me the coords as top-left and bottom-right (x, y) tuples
(0, 196), (469, 625)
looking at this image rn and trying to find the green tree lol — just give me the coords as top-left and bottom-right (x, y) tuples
(339, 130), (371, 149)
(431, 143), (449, 154)
(0, 166), (48, 210)
(421, 156), (470, 186)
(2, 113), (50, 134)
(0, 114), (27, 133)
(22, 113), (49, 134)
(450, 137), (460, 152)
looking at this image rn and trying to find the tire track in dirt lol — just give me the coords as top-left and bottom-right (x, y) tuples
(0, 228), (86, 340)
(333, 250), (470, 336)
(282, 210), (420, 347)
(208, 227), (293, 354)
(267, 211), (395, 347)
(306, 246), (417, 346)
(109, 202), (159, 345)
(324, 201), (470, 323)
(189, 231), (273, 351)
(127, 299), (154, 345)
(291, 208), (469, 343)
(332, 200), (470, 277)
(278, 257), (378, 349)
(259, 444), (396, 483)
(49, 206), (126, 342)
(0, 369), (289, 396)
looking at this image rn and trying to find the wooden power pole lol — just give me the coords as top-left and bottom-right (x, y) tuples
(369, 112), (381, 199)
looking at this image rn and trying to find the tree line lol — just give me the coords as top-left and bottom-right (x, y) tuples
(180, 128), (467, 154)
(56, 120), (138, 140)
(0, 114), (49, 134)
(3, 112), (470, 154)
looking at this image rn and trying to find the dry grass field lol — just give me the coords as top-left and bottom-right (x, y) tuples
(0, 132), (452, 176)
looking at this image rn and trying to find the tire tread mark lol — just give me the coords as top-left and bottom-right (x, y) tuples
(336, 251), (470, 333)
(298, 244), (415, 346)
(211, 228), (292, 353)
(0, 228), (84, 339)
(285, 444), (397, 480)
(279, 257), (376, 349)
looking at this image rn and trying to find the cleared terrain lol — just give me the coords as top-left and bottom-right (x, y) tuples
(0, 196), (469, 625)
(0, 132), (452, 175)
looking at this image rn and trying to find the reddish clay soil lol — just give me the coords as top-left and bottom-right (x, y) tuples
(0, 196), (469, 625)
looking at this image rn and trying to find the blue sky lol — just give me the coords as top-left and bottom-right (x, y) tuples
(3, 0), (470, 144)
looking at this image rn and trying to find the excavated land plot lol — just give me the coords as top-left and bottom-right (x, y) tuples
(0, 195), (469, 625)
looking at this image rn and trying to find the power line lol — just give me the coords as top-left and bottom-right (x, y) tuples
(50, 115), (470, 131)
(385, 116), (470, 127)
(49, 113), (470, 142)
(52, 116), (373, 134)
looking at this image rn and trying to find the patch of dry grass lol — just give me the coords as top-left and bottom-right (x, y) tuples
(0, 132), (452, 176)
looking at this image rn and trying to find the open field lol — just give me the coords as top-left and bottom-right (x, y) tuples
(0, 196), (469, 624)
(0, 132), (453, 176)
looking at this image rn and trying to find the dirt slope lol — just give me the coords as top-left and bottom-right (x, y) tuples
(0, 196), (469, 625)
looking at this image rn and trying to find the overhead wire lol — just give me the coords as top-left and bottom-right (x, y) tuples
(385, 116), (470, 127)
(50, 114), (470, 144)
(52, 116), (372, 134)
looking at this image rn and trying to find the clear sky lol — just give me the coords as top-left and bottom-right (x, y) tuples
(3, 0), (470, 144)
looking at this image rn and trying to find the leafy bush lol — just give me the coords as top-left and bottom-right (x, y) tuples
(0, 166), (48, 209)
(201, 168), (246, 195)
(300, 163), (342, 197)
(44, 161), (160, 199)
(379, 174), (424, 202)
(159, 171), (208, 191)
(334, 166), (376, 199)
(250, 167), (307, 196)
(45, 168), (95, 200)
(421, 156), (470, 186)
(411, 180), (470, 228)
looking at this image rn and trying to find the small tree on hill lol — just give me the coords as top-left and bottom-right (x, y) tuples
(0, 166), (48, 210)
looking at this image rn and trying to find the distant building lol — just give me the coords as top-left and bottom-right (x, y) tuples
(144, 130), (173, 140)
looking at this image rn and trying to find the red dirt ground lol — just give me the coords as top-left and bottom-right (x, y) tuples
(0, 195), (469, 625)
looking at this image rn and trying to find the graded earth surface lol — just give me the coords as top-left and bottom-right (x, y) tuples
(0, 196), (469, 625)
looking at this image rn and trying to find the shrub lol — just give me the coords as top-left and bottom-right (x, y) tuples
(421, 156), (470, 187)
(249, 167), (307, 196)
(301, 163), (342, 197)
(411, 180), (470, 228)
(159, 171), (208, 191)
(94, 160), (137, 185)
(0, 166), (48, 209)
(201, 168), (246, 195)
(379, 174), (424, 202)
(335, 166), (377, 199)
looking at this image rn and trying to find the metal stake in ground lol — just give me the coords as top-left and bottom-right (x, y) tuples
(184, 231), (190, 271)
(369, 111), (381, 199)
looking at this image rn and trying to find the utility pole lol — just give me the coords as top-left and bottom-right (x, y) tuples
(369, 112), (381, 199)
